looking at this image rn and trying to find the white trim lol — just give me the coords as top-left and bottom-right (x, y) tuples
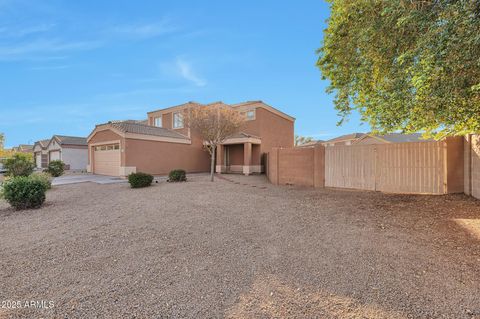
(229, 165), (243, 173)
(216, 165), (227, 173)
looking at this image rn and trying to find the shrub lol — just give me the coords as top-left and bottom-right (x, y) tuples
(128, 172), (153, 188)
(3, 153), (35, 177)
(2, 176), (47, 209)
(168, 169), (187, 182)
(45, 160), (65, 177)
(30, 172), (52, 190)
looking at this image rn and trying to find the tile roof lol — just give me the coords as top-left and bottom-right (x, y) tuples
(108, 121), (189, 139)
(325, 133), (366, 143)
(35, 139), (51, 148)
(297, 140), (324, 147)
(367, 133), (432, 143)
(54, 135), (88, 146)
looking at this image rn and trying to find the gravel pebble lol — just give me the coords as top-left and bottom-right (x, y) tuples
(0, 174), (479, 318)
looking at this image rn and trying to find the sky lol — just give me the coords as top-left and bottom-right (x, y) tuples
(0, 0), (367, 148)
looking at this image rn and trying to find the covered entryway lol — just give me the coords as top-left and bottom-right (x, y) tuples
(215, 132), (262, 175)
(93, 144), (120, 176)
(50, 150), (60, 161)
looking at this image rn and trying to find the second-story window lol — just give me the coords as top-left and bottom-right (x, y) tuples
(154, 116), (162, 127)
(246, 110), (255, 121)
(173, 112), (184, 128)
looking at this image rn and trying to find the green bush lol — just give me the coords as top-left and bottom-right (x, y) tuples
(30, 172), (52, 190)
(168, 169), (187, 182)
(2, 176), (47, 209)
(128, 172), (153, 188)
(45, 160), (65, 177)
(3, 153), (35, 177)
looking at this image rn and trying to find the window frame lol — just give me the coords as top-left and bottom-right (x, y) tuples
(173, 112), (184, 129)
(246, 109), (256, 121)
(154, 116), (162, 127)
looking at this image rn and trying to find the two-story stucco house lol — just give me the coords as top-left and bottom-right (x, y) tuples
(87, 101), (294, 176)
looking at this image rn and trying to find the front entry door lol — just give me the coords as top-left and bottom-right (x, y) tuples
(224, 146), (230, 172)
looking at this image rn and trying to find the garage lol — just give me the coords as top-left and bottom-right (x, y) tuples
(93, 144), (120, 176)
(50, 150), (60, 161)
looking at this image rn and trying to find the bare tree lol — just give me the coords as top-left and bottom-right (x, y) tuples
(186, 105), (245, 182)
(295, 135), (314, 146)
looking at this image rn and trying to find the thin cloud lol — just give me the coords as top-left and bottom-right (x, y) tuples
(175, 57), (206, 87)
(110, 21), (177, 39)
(0, 23), (55, 38)
(0, 38), (101, 60)
(29, 64), (71, 71)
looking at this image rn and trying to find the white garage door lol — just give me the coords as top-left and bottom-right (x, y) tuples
(36, 154), (42, 168)
(93, 144), (120, 176)
(50, 151), (60, 161)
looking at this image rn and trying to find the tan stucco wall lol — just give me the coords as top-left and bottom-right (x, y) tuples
(267, 146), (325, 188)
(241, 107), (294, 155)
(124, 138), (210, 175)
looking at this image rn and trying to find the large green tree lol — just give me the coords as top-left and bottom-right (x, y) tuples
(317, 0), (480, 138)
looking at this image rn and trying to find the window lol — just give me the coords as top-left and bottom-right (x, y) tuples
(94, 144), (120, 151)
(173, 112), (184, 128)
(246, 110), (255, 121)
(154, 116), (162, 127)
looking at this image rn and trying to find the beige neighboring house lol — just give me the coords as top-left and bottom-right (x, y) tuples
(34, 136), (88, 170)
(12, 144), (34, 154)
(33, 140), (51, 168)
(45, 135), (88, 170)
(297, 140), (324, 147)
(354, 133), (432, 145)
(87, 100), (295, 176)
(323, 133), (366, 146)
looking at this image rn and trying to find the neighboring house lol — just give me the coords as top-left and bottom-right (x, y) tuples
(12, 144), (34, 153)
(87, 100), (295, 176)
(34, 136), (88, 170)
(45, 135), (88, 170)
(33, 139), (50, 168)
(296, 140), (324, 147)
(323, 133), (366, 146)
(354, 133), (432, 145)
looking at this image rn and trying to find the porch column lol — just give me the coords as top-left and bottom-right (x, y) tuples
(216, 144), (226, 173)
(243, 142), (252, 175)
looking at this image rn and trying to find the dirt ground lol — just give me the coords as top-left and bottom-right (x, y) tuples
(0, 174), (479, 319)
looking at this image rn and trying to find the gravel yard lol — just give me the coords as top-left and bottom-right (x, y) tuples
(0, 174), (479, 318)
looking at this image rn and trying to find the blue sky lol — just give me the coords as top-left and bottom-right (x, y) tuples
(0, 0), (366, 148)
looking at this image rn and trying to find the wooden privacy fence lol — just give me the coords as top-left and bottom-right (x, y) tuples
(267, 137), (464, 195)
(464, 134), (480, 199)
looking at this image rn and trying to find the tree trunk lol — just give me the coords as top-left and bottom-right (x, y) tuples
(210, 145), (216, 182)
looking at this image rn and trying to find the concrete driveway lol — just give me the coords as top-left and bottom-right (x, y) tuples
(52, 174), (128, 186)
